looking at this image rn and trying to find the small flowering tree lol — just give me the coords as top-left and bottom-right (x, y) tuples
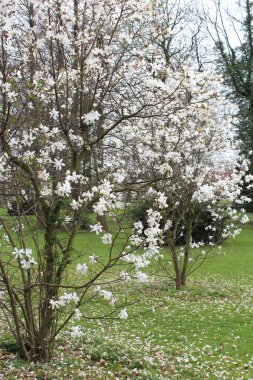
(109, 68), (252, 289)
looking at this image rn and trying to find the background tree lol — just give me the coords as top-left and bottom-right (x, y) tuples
(108, 66), (250, 289)
(207, 0), (253, 162)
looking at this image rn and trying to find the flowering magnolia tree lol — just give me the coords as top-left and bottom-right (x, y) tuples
(0, 0), (174, 362)
(108, 68), (252, 289)
(0, 0), (251, 363)
(0, 0), (208, 362)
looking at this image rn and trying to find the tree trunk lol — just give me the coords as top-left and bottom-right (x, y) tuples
(37, 211), (60, 362)
(24, 333), (53, 362)
(97, 214), (109, 232)
(181, 216), (193, 286)
(167, 231), (182, 289)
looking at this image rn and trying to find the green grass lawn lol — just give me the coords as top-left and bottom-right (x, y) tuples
(0, 217), (253, 379)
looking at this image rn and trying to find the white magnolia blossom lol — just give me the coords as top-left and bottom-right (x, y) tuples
(101, 233), (113, 245)
(134, 221), (144, 234)
(56, 181), (72, 197)
(240, 214), (249, 224)
(75, 309), (83, 321)
(90, 223), (103, 235)
(119, 308), (128, 320)
(76, 263), (88, 275)
(82, 110), (100, 125)
(100, 290), (116, 305)
(53, 158), (65, 171)
(89, 255), (98, 264)
(93, 286), (116, 305)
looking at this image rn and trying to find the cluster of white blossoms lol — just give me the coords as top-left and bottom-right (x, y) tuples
(147, 189), (168, 210)
(82, 110), (101, 125)
(192, 184), (215, 203)
(56, 171), (88, 198)
(49, 292), (79, 310)
(94, 286), (116, 306)
(121, 209), (163, 284)
(12, 248), (36, 270)
(144, 209), (163, 256)
(65, 179), (116, 216)
(89, 223), (113, 245)
(93, 181), (117, 216)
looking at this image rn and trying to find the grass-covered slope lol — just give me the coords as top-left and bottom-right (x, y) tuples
(0, 218), (253, 379)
